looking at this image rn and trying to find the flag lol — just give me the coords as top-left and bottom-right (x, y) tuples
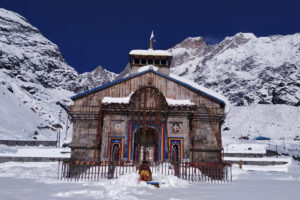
(150, 31), (154, 41)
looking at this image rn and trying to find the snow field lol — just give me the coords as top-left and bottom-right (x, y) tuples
(0, 161), (300, 200)
(0, 145), (71, 158)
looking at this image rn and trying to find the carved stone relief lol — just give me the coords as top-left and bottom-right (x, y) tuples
(112, 120), (125, 134)
(169, 122), (183, 134)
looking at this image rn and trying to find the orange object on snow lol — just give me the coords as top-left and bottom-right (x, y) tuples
(138, 162), (152, 182)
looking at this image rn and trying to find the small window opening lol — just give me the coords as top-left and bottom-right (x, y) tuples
(135, 59), (140, 64)
(148, 59), (153, 64)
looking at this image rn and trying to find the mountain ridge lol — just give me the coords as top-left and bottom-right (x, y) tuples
(168, 32), (300, 106)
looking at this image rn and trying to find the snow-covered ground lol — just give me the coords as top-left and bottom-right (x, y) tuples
(222, 104), (300, 159)
(0, 95), (299, 199)
(224, 143), (268, 154)
(0, 145), (70, 158)
(223, 104), (300, 141)
(0, 161), (300, 200)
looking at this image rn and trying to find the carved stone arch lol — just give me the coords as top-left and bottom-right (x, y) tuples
(129, 86), (168, 126)
(129, 86), (168, 162)
(129, 86), (168, 110)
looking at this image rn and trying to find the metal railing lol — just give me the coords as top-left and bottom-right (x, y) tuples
(58, 161), (232, 183)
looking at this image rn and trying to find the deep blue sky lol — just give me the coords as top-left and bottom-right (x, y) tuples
(1, 0), (300, 74)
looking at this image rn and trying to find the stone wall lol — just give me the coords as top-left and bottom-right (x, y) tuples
(100, 114), (128, 160)
(70, 72), (225, 162)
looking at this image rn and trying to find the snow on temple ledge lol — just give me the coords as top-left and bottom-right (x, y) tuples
(102, 93), (133, 104)
(102, 91), (195, 107)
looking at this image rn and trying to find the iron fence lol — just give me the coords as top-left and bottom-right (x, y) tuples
(58, 161), (232, 183)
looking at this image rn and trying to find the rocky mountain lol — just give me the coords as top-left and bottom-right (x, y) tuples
(115, 63), (131, 80)
(0, 9), (79, 91)
(0, 8), (114, 140)
(169, 33), (300, 106)
(77, 65), (117, 92)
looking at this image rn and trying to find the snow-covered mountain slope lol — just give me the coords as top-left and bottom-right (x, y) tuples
(77, 65), (117, 92)
(0, 9), (79, 91)
(0, 8), (117, 140)
(0, 8), (80, 140)
(169, 33), (300, 106)
(0, 72), (74, 140)
(222, 104), (300, 141)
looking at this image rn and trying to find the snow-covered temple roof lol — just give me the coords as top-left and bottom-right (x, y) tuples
(129, 49), (172, 57)
(71, 65), (230, 114)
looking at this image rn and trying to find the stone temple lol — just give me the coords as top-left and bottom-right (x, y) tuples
(69, 38), (229, 163)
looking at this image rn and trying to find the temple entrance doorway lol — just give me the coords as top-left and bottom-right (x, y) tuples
(133, 126), (159, 162)
(171, 144), (180, 162)
(111, 143), (120, 161)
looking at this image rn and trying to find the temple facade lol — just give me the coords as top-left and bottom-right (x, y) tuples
(69, 43), (229, 163)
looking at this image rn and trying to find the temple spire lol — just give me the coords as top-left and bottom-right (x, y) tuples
(149, 31), (154, 49)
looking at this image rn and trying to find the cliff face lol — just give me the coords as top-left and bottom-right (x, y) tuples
(0, 8), (81, 140)
(0, 8), (80, 91)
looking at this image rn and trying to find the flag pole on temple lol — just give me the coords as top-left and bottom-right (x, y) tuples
(149, 31), (154, 49)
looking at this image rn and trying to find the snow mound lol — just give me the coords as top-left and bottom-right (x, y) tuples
(99, 172), (188, 189)
(151, 172), (189, 188)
